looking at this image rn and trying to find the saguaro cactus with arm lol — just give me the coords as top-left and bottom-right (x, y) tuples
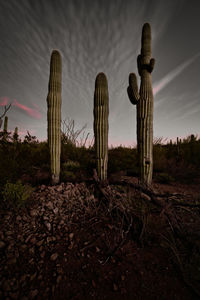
(127, 23), (155, 186)
(47, 50), (62, 185)
(93, 73), (109, 181)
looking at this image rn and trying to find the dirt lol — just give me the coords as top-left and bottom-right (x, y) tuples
(0, 177), (199, 300)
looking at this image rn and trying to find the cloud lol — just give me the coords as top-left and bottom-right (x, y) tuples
(153, 52), (200, 96)
(1, 97), (42, 119)
(0, 97), (9, 106)
(13, 99), (42, 119)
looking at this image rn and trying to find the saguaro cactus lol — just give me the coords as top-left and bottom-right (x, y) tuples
(13, 127), (19, 142)
(47, 50), (62, 185)
(3, 116), (8, 132)
(93, 73), (109, 181)
(3, 116), (8, 141)
(127, 23), (155, 186)
(0, 104), (11, 129)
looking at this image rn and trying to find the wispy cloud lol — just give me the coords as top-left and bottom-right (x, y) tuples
(13, 99), (42, 119)
(0, 97), (9, 106)
(153, 52), (200, 96)
(0, 97), (42, 119)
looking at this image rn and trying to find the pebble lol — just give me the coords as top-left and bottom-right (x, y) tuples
(69, 233), (74, 240)
(44, 222), (51, 231)
(0, 241), (6, 249)
(7, 258), (17, 265)
(50, 253), (58, 261)
(30, 210), (38, 217)
(36, 239), (44, 247)
(30, 237), (37, 244)
(56, 275), (62, 284)
(140, 192), (151, 201)
(29, 289), (38, 299)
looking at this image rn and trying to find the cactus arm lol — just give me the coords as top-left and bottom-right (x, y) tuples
(149, 58), (155, 73)
(127, 73), (140, 105)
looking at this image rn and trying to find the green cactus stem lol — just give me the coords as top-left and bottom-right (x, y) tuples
(3, 116), (8, 132)
(14, 127), (18, 135)
(13, 127), (19, 142)
(127, 23), (155, 186)
(93, 73), (109, 181)
(3, 116), (8, 141)
(47, 50), (62, 185)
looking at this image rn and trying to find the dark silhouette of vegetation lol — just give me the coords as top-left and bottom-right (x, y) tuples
(0, 126), (199, 195)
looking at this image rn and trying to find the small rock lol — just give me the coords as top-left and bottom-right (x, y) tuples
(10, 292), (19, 299)
(30, 209), (38, 217)
(121, 275), (125, 281)
(69, 233), (74, 240)
(56, 185), (63, 192)
(25, 235), (33, 244)
(56, 275), (62, 284)
(29, 289), (38, 299)
(40, 251), (45, 258)
(44, 222), (51, 231)
(6, 231), (13, 236)
(20, 274), (27, 283)
(57, 267), (63, 274)
(40, 185), (46, 190)
(53, 208), (59, 214)
(140, 193), (151, 201)
(7, 258), (17, 265)
(29, 247), (35, 255)
(30, 272), (37, 281)
(30, 237), (37, 244)
(92, 280), (96, 288)
(47, 237), (53, 243)
(50, 253), (58, 261)
(0, 241), (6, 249)
(36, 239), (44, 247)
(46, 202), (54, 210)
(29, 258), (34, 264)
(22, 215), (28, 221)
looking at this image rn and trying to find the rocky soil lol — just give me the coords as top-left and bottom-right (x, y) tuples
(0, 179), (200, 299)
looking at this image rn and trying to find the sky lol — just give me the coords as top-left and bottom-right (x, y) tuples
(0, 0), (200, 147)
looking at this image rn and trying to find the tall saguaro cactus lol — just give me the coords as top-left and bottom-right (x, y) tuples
(13, 127), (19, 142)
(127, 23), (155, 186)
(47, 50), (62, 185)
(3, 116), (8, 141)
(93, 73), (109, 181)
(3, 116), (8, 132)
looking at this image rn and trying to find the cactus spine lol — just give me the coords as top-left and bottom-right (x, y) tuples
(127, 23), (155, 186)
(93, 73), (109, 181)
(47, 50), (62, 185)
